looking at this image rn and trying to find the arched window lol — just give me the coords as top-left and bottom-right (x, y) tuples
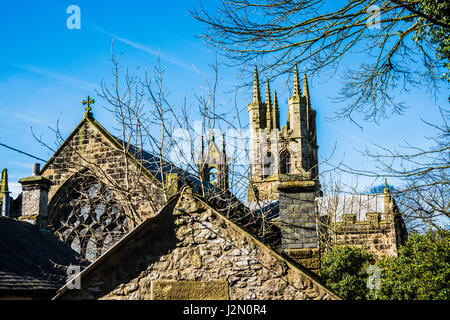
(280, 150), (291, 174)
(51, 175), (128, 261)
(209, 167), (218, 184)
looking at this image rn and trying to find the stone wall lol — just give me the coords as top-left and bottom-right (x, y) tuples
(248, 178), (280, 202)
(318, 193), (408, 259)
(57, 188), (338, 300)
(331, 212), (401, 259)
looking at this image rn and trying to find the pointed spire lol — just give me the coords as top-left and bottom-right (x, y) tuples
(384, 178), (392, 214)
(252, 65), (261, 103)
(1, 169), (10, 217)
(293, 64), (301, 96)
(222, 133), (227, 164)
(273, 90), (280, 130)
(303, 73), (310, 107)
(265, 80), (272, 129)
(265, 80), (272, 108)
(384, 178), (390, 194)
(1, 169), (8, 194)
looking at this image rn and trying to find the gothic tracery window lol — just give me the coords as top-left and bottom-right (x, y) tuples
(51, 175), (128, 261)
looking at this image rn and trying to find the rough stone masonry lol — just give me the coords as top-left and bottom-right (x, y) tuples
(56, 188), (338, 300)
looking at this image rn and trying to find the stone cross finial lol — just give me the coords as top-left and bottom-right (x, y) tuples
(32, 163), (40, 176)
(82, 96), (95, 117)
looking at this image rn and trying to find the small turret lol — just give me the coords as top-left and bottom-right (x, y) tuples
(248, 66), (266, 130)
(384, 178), (390, 194)
(383, 179), (393, 214)
(293, 64), (301, 96)
(287, 65), (302, 138)
(198, 135), (229, 193)
(0, 169), (8, 195)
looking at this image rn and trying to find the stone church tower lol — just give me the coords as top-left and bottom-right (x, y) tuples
(248, 65), (319, 201)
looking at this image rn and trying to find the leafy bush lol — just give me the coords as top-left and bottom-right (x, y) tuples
(369, 230), (450, 300)
(320, 246), (375, 300)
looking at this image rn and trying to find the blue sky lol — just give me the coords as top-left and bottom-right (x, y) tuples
(0, 0), (448, 197)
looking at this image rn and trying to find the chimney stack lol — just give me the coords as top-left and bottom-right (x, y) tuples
(18, 163), (52, 226)
(33, 163), (41, 176)
(277, 173), (321, 274)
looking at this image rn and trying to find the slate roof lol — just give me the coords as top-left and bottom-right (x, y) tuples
(316, 194), (386, 221)
(244, 200), (279, 220)
(0, 217), (88, 293)
(246, 194), (388, 222)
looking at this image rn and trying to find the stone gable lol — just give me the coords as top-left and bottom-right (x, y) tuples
(40, 116), (165, 226)
(55, 188), (339, 300)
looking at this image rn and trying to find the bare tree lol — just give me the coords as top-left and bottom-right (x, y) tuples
(329, 107), (449, 231)
(191, 0), (450, 233)
(316, 173), (365, 252)
(32, 48), (282, 259)
(192, 0), (449, 122)
(368, 108), (449, 231)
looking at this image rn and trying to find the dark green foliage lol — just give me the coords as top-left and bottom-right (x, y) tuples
(369, 230), (450, 300)
(321, 232), (449, 299)
(320, 246), (375, 300)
